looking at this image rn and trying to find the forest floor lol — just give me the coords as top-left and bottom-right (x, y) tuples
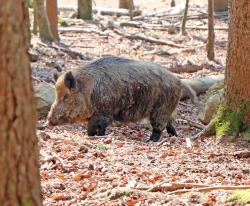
(32, 0), (250, 205)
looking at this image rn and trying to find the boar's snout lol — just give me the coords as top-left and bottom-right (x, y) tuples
(46, 113), (69, 126)
(46, 102), (69, 126)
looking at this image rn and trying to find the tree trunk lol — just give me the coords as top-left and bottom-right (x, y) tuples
(46, 0), (59, 39)
(212, 0), (250, 138)
(78, 0), (92, 20)
(33, 0), (38, 34)
(0, 1), (42, 205)
(119, 0), (135, 10)
(180, 0), (189, 35)
(207, 0), (215, 60)
(171, 0), (176, 7)
(34, 0), (55, 41)
(214, 0), (228, 12)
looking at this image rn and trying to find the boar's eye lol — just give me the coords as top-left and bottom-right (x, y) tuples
(62, 94), (69, 102)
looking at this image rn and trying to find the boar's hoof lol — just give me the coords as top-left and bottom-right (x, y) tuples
(166, 124), (178, 136)
(87, 130), (97, 136)
(150, 129), (162, 142)
(96, 129), (106, 136)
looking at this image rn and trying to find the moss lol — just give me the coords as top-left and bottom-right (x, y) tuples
(27, 0), (33, 8)
(106, 189), (112, 196)
(228, 190), (250, 204)
(212, 102), (250, 137)
(96, 143), (108, 150)
(21, 198), (33, 206)
(242, 128), (250, 142)
(212, 104), (240, 136)
(58, 17), (69, 27)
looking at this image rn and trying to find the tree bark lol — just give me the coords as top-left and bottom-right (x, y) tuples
(180, 0), (189, 35)
(78, 0), (92, 20)
(119, 0), (135, 10)
(207, 0), (215, 60)
(0, 1), (42, 205)
(211, 0), (250, 138)
(34, 0), (55, 41)
(225, 0), (250, 113)
(46, 0), (59, 39)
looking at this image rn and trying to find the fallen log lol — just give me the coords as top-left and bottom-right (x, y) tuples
(181, 74), (224, 99)
(94, 7), (142, 17)
(58, 5), (142, 17)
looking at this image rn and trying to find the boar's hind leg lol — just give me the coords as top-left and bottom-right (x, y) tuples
(149, 116), (169, 142)
(87, 115), (112, 136)
(166, 122), (177, 136)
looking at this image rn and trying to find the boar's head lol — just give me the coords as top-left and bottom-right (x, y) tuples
(46, 71), (92, 126)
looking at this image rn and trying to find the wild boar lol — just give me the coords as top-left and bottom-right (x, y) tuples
(47, 56), (200, 142)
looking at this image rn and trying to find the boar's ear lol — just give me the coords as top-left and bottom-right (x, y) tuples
(64, 71), (78, 92)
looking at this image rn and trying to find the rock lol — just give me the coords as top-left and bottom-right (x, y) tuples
(34, 82), (55, 118)
(198, 81), (224, 124)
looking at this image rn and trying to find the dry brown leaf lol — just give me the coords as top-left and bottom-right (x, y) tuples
(51, 193), (72, 201)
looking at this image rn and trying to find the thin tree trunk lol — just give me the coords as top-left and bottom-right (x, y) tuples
(0, 1), (42, 205)
(180, 0), (189, 35)
(34, 0), (55, 41)
(46, 0), (59, 39)
(119, 0), (135, 9)
(171, 0), (176, 7)
(33, 0), (38, 34)
(207, 0), (215, 60)
(78, 0), (92, 20)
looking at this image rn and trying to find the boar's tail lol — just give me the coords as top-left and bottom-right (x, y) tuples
(180, 81), (202, 108)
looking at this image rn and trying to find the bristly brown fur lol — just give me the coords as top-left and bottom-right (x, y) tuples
(47, 56), (200, 142)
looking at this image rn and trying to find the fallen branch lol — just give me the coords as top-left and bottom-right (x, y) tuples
(145, 182), (211, 192)
(59, 27), (109, 36)
(176, 118), (205, 130)
(165, 185), (250, 195)
(49, 44), (89, 60)
(191, 121), (215, 139)
(143, 48), (196, 57)
(109, 23), (184, 48)
(180, 25), (228, 31)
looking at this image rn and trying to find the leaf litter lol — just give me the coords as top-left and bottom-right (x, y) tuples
(34, 0), (250, 205)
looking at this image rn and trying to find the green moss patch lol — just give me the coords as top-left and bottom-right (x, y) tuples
(212, 102), (250, 137)
(58, 17), (69, 27)
(228, 190), (250, 204)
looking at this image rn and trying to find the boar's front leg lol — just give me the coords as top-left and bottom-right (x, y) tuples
(87, 114), (112, 136)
